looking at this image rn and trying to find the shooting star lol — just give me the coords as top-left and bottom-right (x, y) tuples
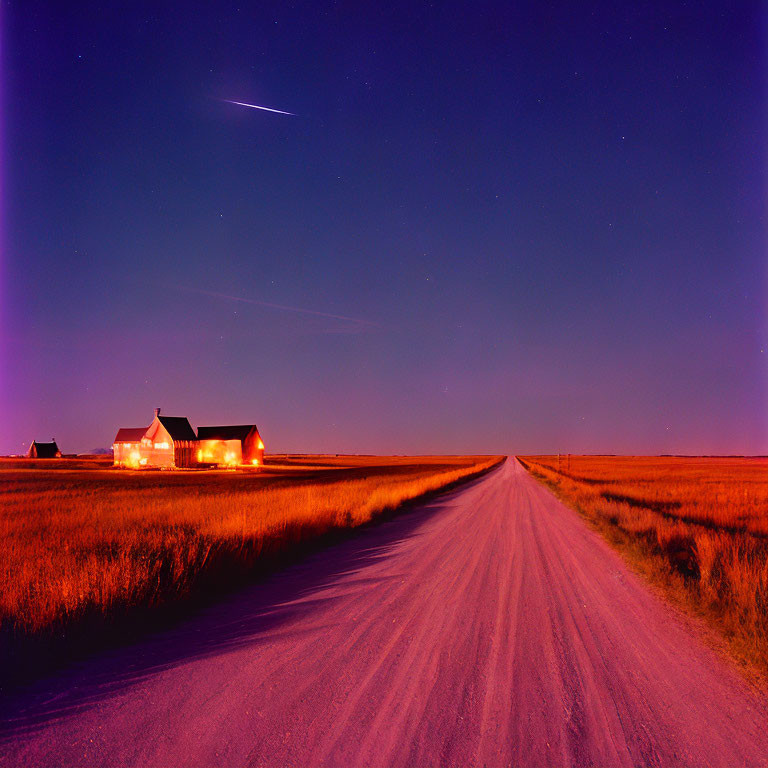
(222, 99), (295, 116)
(178, 286), (380, 328)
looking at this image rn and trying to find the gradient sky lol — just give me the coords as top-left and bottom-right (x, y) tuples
(2, 1), (766, 455)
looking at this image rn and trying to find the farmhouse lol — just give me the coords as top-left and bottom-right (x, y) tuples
(113, 408), (197, 468)
(112, 408), (264, 469)
(197, 424), (265, 466)
(27, 440), (61, 458)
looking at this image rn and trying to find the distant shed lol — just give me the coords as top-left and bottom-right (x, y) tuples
(27, 440), (62, 458)
(197, 425), (265, 466)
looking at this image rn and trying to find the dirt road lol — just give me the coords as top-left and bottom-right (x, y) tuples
(2, 458), (767, 767)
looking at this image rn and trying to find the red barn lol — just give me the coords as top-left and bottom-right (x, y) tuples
(197, 425), (265, 466)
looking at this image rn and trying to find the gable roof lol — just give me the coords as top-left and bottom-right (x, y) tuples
(157, 415), (197, 441)
(29, 441), (60, 458)
(114, 427), (148, 444)
(197, 425), (259, 442)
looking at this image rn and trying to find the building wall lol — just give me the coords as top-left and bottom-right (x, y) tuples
(142, 437), (175, 467)
(113, 442), (140, 467)
(197, 439), (242, 466)
(243, 431), (265, 464)
(113, 439), (175, 468)
(143, 421), (174, 465)
(174, 440), (197, 468)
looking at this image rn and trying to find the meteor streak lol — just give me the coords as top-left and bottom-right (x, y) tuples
(222, 99), (295, 116)
(177, 286), (380, 327)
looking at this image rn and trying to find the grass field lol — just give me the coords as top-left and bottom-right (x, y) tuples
(0, 455), (503, 645)
(519, 455), (768, 675)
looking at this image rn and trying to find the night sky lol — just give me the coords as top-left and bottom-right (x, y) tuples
(2, 1), (766, 455)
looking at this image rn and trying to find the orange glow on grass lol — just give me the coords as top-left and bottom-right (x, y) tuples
(1, 456), (502, 636)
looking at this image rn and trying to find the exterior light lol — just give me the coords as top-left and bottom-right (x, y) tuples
(252, 458), (259, 466)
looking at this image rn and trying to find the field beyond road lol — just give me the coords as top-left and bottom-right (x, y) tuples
(519, 455), (768, 676)
(3, 459), (767, 767)
(0, 455), (502, 658)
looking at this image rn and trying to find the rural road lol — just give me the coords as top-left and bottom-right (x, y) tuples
(2, 458), (767, 767)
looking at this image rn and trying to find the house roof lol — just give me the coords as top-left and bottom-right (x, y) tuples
(157, 415), (197, 441)
(114, 427), (148, 444)
(197, 425), (259, 442)
(29, 441), (60, 457)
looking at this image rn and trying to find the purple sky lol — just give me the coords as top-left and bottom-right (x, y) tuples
(2, 2), (766, 456)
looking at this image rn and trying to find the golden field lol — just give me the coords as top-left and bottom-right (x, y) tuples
(0, 455), (503, 639)
(519, 455), (768, 674)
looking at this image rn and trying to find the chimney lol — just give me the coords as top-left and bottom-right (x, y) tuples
(154, 407), (161, 418)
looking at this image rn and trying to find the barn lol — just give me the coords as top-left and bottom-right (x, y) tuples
(197, 425), (265, 466)
(113, 408), (197, 468)
(27, 440), (62, 458)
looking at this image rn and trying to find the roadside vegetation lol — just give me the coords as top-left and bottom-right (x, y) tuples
(518, 455), (768, 676)
(1, 455), (502, 642)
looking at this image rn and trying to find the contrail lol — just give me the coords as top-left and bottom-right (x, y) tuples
(222, 99), (295, 116)
(179, 286), (379, 327)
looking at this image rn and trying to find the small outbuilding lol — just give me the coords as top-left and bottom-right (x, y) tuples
(27, 440), (62, 458)
(197, 424), (265, 466)
(112, 427), (150, 467)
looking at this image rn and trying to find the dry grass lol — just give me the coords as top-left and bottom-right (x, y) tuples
(519, 455), (768, 675)
(0, 455), (503, 639)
